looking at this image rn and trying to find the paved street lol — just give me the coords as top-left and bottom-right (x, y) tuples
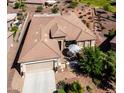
(23, 70), (56, 93)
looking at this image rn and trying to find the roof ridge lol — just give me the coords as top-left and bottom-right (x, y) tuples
(59, 17), (82, 31)
(79, 29), (96, 40)
(61, 16), (95, 38)
(42, 41), (60, 57)
(20, 40), (41, 62)
(76, 30), (82, 40)
(51, 23), (58, 36)
(53, 27), (67, 37)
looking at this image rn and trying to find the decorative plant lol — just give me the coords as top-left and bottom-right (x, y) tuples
(51, 5), (59, 13)
(36, 5), (43, 12)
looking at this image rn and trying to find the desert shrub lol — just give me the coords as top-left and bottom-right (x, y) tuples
(11, 26), (18, 37)
(51, 5), (59, 13)
(86, 85), (93, 93)
(68, 1), (78, 8)
(14, 1), (25, 9)
(58, 89), (66, 93)
(57, 81), (84, 93)
(36, 5), (43, 12)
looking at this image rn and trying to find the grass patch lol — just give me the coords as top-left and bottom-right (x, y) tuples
(68, 1), (78, 8)
(79, 0), (116, 13)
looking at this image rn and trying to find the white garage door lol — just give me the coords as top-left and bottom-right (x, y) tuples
(26, 61), (54, 72)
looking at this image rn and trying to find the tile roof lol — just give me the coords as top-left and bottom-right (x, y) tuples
(18, 12), (96, 63)
(50, 23), (66, 38)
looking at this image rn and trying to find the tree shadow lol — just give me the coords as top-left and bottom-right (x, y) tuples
(62, 48), (69, 57)
(99, 33), (116, 52)
(70, 61), (115, 91)
(11, 20), (31, 75)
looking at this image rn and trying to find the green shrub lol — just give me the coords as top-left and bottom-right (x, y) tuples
(11, 26), (18, 37)
(80, 0), (116, 13)
(51, 5), (59, 13)
(92, 78), (101, 87)
(103, 3), (110, 11)
(14, 1), (26, 9)
(86, 85), (93, 93)
(58, 89), (66, 93)
(36, 5), (43, 12)
(71, 81), (83, 93)
(104, 30), (116, 38)
(14, 2), (20, 9)
(57, 81), (84, 93)
(17, 13), (24, 20)
(11, 26), (18, 33)
(68, 1), (78, 8)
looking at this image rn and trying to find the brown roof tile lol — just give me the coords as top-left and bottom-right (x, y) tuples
(18, 12), (96, 63)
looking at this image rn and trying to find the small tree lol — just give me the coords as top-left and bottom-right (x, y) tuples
(11, 26), (18, 37)
(76, 47), (116, 87)
(78, 47), (105, 77)
(103, 50), (116, 81)
(14, 0), (26, 11)
(36, 5), (43, 12)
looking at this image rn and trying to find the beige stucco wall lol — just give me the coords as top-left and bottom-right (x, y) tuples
(91, 40), (95, 47)
(77, 41), (85, 48)
(21, 58), (60, 74)
(77, 40), (95, 48)
(25, 61), (53, 72)
(84, 41), (91, 47)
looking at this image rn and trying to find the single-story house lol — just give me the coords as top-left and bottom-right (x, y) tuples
(19, 12), (96, 76)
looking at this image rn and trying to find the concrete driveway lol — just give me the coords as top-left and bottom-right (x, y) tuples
(22, 70), (56, 93)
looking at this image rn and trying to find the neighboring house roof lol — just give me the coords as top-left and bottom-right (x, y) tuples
(7, 13), (17, 22)
(18, 12), (95, 63)
(7, 31), (14, 52)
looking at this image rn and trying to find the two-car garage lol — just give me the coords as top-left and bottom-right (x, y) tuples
(25, 61), (54, 73)
(21, 59), (58, 73)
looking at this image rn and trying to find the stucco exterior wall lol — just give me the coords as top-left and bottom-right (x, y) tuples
(91, 40), (95, 47)
(21, 58), (60, 75)
(77, 40), (95, 48)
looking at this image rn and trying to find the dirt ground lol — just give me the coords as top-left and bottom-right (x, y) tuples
(55, 69), (115, 93)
